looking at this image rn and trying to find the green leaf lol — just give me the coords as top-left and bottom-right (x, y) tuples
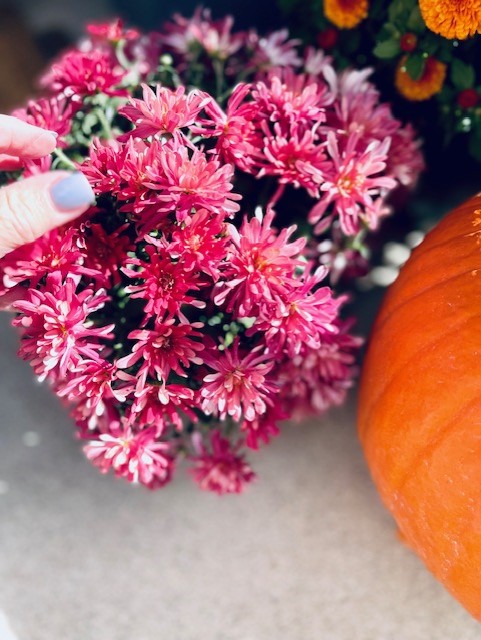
(451, 59), (475, 90)
(405, 53), (426, 81)
(373, 38), (401, 59)
(388, 0), (406, 23)
(406, 5), (425, 32)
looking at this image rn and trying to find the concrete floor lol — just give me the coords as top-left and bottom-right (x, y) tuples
(0, 313), (479, 639)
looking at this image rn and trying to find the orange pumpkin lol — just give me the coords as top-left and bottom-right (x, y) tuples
(358, 193), (481, 620)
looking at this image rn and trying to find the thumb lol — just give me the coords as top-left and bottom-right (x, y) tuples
(0, 171), (95, 258)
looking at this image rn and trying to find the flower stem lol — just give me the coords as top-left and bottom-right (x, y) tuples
(52, 148), (77, 171)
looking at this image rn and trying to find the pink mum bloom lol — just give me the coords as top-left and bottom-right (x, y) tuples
(258, 123), (328, 197)
(386, 124), (425, 188)
(12, 273), (114, 381)
(80, 138), (127, 195)
(117, 314), (204, 382)
(41, 49), (127, 98)
(213, 210), (305, 316)
(162, 9), (244, 60)
(77, 221), (132, 287)
(278, 322), (361, 420)
(192, 84), (262, 170)
(241, 403), (287, 450)
(87, 18), (140, 43)
(12, 96), (78, 146)
(56, 357), (127, 416)
(189, 430), (255, 495)
(84, 426), (174, 489)
(252, 70), (330, 129)
(309, 132), (397, 236)
(1, 226), (98, 291)
(127, 379), (198, 431)
(168, 208), (228, 279)
(200, 341), (276, 422)
(250, 29), (302, 69)
(145, 140), (241, 221)
(256, 265), (343, 357)
(120, 84), (211, 140)
(122, 242), (205, 317)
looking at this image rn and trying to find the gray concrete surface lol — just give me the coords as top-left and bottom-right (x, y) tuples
(0, 313), (479, 639)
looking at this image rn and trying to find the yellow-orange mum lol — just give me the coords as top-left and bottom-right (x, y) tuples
(395, 56), (447, 101)
(419, 0), (481, 40)
(324, 0), (369, 29)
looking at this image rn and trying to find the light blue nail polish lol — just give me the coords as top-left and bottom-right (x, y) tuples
(50, 172), (95, 212)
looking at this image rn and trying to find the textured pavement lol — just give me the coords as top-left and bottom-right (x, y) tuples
(0, 313), (479, 639)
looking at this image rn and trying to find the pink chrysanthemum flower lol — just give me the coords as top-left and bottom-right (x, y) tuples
(77, 221), (132, 287)
(214, 211), (305, 316)
(117, 315), (204, 383)
(309, 132), (397, 235)
(189, 431), (256, 494)
(12, 96), (78, 146)
(257, 266), (343, 357)
(1, 226), (98, 291)
(386, 124), (426, 188)
(145, 140), (241, 221)
(120, 84), (211, 140)
(80, 138), (128, 195)
(122, 242), (205, 317)
(161, 9), (244, 60)
(40, 49), (127, 98)
(258, 124), (329, 197)
(126, 378), (198, 431)
(241, 403), (287, 450)
(192, 84), (262, 170)
(56, 357), (127, 416)
(12, 273), (114, 381)
(87, 18), (140, 43)
(84, 426), (174, 489)
(168, 209), (228, 278)
(200, 341), (276, 422)
(250, 29), (302, 69)
(252, 70), (331, 129)
(278, 323), (361, 420)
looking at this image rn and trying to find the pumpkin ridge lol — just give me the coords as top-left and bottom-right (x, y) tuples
(359, 312), (477, 440)
(373, 263), (481, 336)
(395, 393), (481, 493)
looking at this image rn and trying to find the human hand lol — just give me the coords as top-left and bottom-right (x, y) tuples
(0, 114), (94, 259)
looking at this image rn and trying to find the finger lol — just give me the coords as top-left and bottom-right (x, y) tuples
(0, 171), (95, 258)
(0, 114), (57, 159)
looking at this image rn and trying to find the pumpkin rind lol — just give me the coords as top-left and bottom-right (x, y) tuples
(358, 193), (481, 619)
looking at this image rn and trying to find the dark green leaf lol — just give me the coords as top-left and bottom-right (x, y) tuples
(405, 52), (426, 81)
(373, 38), (401, 59)
(406, 5), (425, 32)
(451, 58), (475, 90)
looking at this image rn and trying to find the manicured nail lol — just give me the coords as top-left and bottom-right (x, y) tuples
(50, 172), (95, 212)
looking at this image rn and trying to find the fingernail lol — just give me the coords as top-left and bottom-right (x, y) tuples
(50, 172), (95, 212)
(46, 130), (59, 138)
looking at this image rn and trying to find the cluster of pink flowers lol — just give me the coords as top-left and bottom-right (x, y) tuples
(0, 11), (424, 493)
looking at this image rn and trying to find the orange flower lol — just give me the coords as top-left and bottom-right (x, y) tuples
(395, 56), (447, 101)
(419, 0), (481, 40)
(324, 0), (369, 29)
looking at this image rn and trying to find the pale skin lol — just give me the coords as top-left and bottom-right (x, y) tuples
(0, 115), (94, 309)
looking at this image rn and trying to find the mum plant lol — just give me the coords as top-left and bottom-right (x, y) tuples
(0, 11), (423, 493)
(279, 0), (481, 160)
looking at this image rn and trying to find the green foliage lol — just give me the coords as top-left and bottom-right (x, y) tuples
(405, 52), (426, 81)
(277, 0), (481, 162)
(450, 59), (475, 90)
(373, 38), (401, 59)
